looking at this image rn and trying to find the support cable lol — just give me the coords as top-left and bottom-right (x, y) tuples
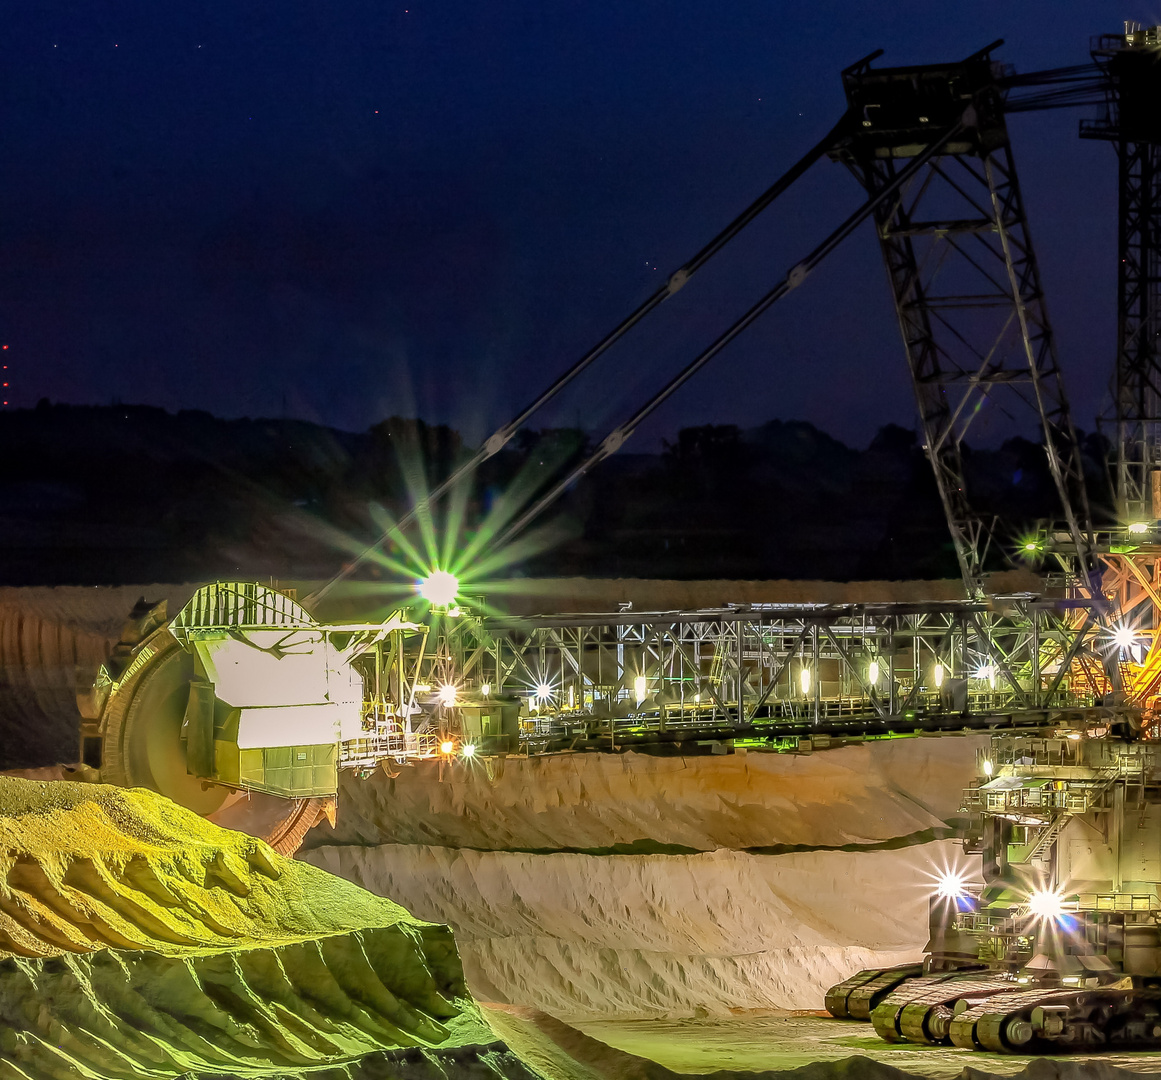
(308, 114), (854, 604)
(492, 118), (967, 550)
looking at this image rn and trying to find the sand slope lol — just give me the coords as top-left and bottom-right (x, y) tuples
(0, 777), (530, 1080)
(306, 735), (984, 1022)
(307, 840), (962, 1019)
(312, 737), (984, 854)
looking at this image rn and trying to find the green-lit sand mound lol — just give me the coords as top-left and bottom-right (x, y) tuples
(0, 777), (534, 1080)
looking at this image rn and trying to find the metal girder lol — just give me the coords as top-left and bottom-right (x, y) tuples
(835, 48), (1097, 599)
(1112, 140), (1161, 520)
(1083, 34), (1161, 522)
(398, 599), (1121, 750)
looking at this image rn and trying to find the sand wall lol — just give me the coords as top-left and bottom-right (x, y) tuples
(312, 735), (985, 853)
(0, 584), (196, 766)
(306, 735), (984, 1019)
(307, 840), (961, 1019)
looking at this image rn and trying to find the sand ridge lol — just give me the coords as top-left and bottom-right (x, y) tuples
(0, 776), (532, 1079)
(312, 736), (984, 854)
(306, 840), (965, 1018)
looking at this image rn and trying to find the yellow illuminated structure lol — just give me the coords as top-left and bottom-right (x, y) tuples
(84, 582), (422, 814)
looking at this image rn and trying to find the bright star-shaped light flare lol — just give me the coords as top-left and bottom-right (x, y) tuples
(1113, 624), (1137, 651)
(418, 569), (459, 607)
(935, 869), (969, 901)
(1027, 887), (1066, 923)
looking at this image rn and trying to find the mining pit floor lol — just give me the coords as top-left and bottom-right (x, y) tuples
(567, 1013), (1161, 1077)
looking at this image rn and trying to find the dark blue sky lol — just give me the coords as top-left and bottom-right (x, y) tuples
(0, 1), (1137, 447)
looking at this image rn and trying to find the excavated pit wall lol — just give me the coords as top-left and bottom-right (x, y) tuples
(305, 736), (986, 1020)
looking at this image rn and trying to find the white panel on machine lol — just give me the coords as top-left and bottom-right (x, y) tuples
(192, 630), (363, 710)
(235, 702), (363, 749)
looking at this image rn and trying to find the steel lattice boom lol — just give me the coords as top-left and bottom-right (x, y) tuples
(1083, 27), (1161, 524)
(383, 595), (1126, 756)
(833, 45), (1097, 598)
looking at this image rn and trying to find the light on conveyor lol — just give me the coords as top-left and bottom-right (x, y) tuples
(1027, 888), (1066, 923)
(418, 569), (459, 607)
(935, 869), (968, 900)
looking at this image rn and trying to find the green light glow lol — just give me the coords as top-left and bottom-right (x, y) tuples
(418, 569), (459, 607)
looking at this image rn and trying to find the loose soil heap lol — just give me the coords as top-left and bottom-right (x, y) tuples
(0, 776), (532, 1080)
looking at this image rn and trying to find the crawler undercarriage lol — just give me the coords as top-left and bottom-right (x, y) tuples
(827, 721), (1161, 1052)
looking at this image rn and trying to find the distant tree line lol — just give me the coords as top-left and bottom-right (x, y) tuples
(0, 401), (1114, 585)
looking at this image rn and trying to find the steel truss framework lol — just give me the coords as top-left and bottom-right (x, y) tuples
(835, 51), (1096, 599)
(401, 598), (1123, 751)
(1083, 32), (1161, 523)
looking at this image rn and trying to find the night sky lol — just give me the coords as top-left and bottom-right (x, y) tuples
(0, 2), (1136, 449)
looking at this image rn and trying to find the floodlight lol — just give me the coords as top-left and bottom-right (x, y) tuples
(481, 683), (491, 697)
(440, 740), (455, 755)
(634, 675), (648, 702)
(1113, 624), (1137, 651)
(935, 869), (968, 900)
(934, 662), (945, 688)
(1028, 888), (1065, 922)
(982, 759), (994, 776)
(536, 681), (553, 701)
(462, 743), (476, 758)
(437, 683), (457, 708)
(418, 570), (459, 607)
(868, 660), (880, 685)
(799, 667), (811, 695)
(1129, 521), (1150, 535)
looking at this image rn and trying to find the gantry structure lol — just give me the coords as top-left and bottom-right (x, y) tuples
(88, 33), (1161, 825)
(373, 593), (1125, 759)
(349, 32), (1161, 748)
(313, 30), (1161, 764)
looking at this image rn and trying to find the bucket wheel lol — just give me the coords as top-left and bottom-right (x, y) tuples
(99, 629), (331, 854)
(99, 629), (233, 816)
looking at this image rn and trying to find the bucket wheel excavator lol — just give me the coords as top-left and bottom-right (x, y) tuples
(80, 33), (1161, 1009)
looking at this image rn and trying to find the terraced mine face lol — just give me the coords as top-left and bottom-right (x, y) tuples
(0, 777), (531, 1080)
(305, 737), (985, 1019)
